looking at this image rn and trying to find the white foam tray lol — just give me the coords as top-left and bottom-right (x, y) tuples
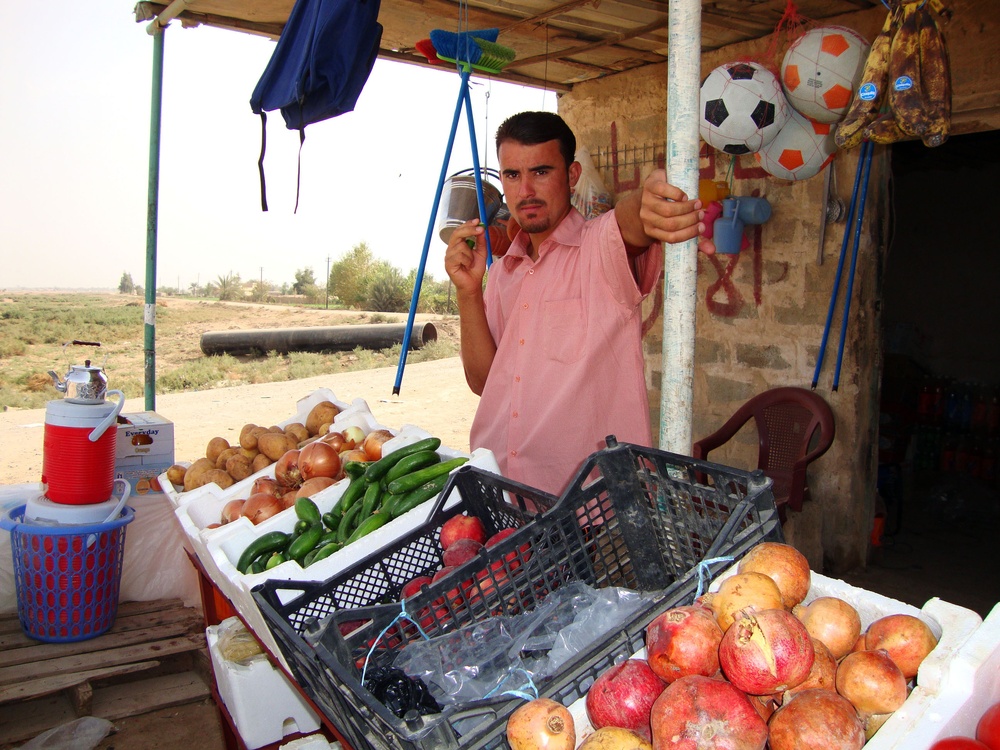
(161, 388), (374, 509)
(566, 565), (984, 748)
(207, 618), (321, 749)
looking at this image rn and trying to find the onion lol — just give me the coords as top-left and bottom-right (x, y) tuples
(296, 476), (336, 499)
(220, 498), (245, 524)
(280, 489), (299, 510)
(320, 431), (347, 452)
(646, 604), (723, 683)
(835, 649), (908, 716)
(241, 492), (282, 525)
(362, 429), (395, 461)
(792, 596), (863, 660)
(719, 608), (815, 695)
(506, 698), (575, 750)
(340, 448), (369, 464)
(251, 476), (283, 498)
(783, 637), (838, 702)
(769, 689), (865, 750)
(342, 425), (366, 449)
(865, 614), (938, 679)
(299, 441), (342, 481)
(738, 542), (812, 609)
(274, 449), (302, 488)
(701, 571), (784, 632)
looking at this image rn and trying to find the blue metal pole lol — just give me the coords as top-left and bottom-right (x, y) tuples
(463, 87), (494, 265)
(833, 140), (874, 392)
(393, 67), (471, 395)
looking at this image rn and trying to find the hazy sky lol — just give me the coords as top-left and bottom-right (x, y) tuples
(0, 4), (555, 291)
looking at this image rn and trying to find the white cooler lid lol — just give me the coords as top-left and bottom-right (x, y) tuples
(24, 494), (124, 525)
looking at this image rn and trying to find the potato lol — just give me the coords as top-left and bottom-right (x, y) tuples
(241, 425), (268, 451)
(258, 431), (297, 461)
(188, 468), (234, 491)
(166, 463), (187, 487)
(251, 453), (272, 473)
(284, 422), (309, 444)
(215, 446), (240, 470)
(239, 447), (260, 461)
(183, 457), (216, 492)
(239, 423), (258, 450)
(205, 436), (231, 464)
(306, 401), (339, 436)
(225, 453), (253, 482)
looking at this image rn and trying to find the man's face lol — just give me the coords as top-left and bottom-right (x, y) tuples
(498, 139), (581, 238)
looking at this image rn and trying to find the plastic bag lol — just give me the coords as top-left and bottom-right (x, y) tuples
(392, 582), (656, 707)
(19, 717), (113, 750)
(570, 147), (612, 220)
(217, 616), (266, 666)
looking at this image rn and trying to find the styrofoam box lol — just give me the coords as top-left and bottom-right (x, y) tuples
(161, 388), (374, 508)
(196, 431), (501, 671)
(566, 566), (984, 748)
(207, 618), (321, 749)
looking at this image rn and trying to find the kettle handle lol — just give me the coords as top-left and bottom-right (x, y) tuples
(88, 390), (125, 442)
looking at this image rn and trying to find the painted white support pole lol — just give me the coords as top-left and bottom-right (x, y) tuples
(660, 0), (702, 453)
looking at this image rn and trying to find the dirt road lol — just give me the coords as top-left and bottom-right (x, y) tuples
(0, 357), (479, 485)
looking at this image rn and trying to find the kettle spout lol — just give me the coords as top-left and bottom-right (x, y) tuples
(47, 371), (68, 393)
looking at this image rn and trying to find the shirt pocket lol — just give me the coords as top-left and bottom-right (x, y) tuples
(542, 298), (585, 364)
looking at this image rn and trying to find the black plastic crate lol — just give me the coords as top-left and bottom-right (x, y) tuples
(253, 437), (782, 750)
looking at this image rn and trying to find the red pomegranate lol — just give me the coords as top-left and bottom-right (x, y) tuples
(586, 658), (666, 741)
(646, 604), (723, 683)
(649, 675), (768, 750)
(719, 608), (815, 696)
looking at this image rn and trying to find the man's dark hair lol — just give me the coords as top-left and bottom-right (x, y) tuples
(495, 112), (576, 169)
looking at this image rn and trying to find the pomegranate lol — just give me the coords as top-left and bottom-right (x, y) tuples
(737, 542), (812, 609)
(507, 698), (575, 750)
(836, 649), (908, 716)
(701, 572), (784, 632)
(793, 596), (862, 660)
(649, 675), (767, 750)
(586, 659), (665, 741)
(440, 513), (488, 549)
(865, 613), (938, 679)
(783, 637), (838, 702)
(719, 608), (815, 695)
(646, 604), (723, 683)
(769, 688), (865, 750)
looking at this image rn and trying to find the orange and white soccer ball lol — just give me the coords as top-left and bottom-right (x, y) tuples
(756, 108), (837, 181)
(781, 26), (869, 124)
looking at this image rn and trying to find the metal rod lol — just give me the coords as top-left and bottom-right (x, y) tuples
(393, 67), (471, 395)
(833, 141), (874, 392)
(659, 0), (702, 454)
(144, 25), (165, 411)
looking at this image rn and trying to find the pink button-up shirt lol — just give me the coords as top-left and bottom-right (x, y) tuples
(470, 208), (663, 496)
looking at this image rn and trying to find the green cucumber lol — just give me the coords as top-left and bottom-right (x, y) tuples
(287, 523), (324, 562)
(322, 511), (340, 531)
(364, 437), (442, 482)
(360, 481), (383, 519)
(307, 542), (342, 566)
(390, 476), (450, 519)
(249, 559), (266, 575)
(383, 450), (441, 484)
(333, 475), (367, 517)
(343, 461), (368, 479)
(337, 501), (365, 544)
(302, 546), (321, 567)
(294, 496), (322, 525)
(345, 512), (390, 545)
(236, 531), (291, 574)
(293, 518), (312, 536)
(265, 551), (286, 570)
(386, 457), (469, 495)
(317, 528), (340, 548)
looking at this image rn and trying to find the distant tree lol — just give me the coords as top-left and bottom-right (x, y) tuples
(368, 264), (409, 312)
(118, 272), (135, 295)
(189, 282), (202, 297)
(250, 281), (271, 303)
(292, 268), (316, 295)
(215, 273), (241, 301)
(329, 242), (375, 308)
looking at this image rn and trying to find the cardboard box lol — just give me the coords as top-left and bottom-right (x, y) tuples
(115, 457), (175, 496)
(116, 412), (174, 462)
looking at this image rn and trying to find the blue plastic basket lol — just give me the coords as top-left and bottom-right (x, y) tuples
(1, 504), (134, 643)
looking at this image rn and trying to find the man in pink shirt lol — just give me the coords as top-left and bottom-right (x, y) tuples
(444, 112), (714, 495)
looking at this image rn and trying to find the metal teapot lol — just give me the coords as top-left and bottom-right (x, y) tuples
(48, 360), (110, 404)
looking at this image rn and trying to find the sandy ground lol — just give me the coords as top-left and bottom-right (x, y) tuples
(0, 357), (479, 485)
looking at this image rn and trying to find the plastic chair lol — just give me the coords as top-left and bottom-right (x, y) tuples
(692, 387), (835, 522)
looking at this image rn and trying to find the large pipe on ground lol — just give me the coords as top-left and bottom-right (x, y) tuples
(200, 323), (437, 356)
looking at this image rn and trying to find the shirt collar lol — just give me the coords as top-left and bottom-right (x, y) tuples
(502, 208), (586, 270)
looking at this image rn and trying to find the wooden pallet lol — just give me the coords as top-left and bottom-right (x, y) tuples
(0, 599), (212, 746)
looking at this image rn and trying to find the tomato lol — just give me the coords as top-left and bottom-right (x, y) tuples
(977, 701), (1000, 750)
(929, 739), (991, 750)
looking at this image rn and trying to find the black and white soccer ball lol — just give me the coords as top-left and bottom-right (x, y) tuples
(700, 61), (791, 155)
